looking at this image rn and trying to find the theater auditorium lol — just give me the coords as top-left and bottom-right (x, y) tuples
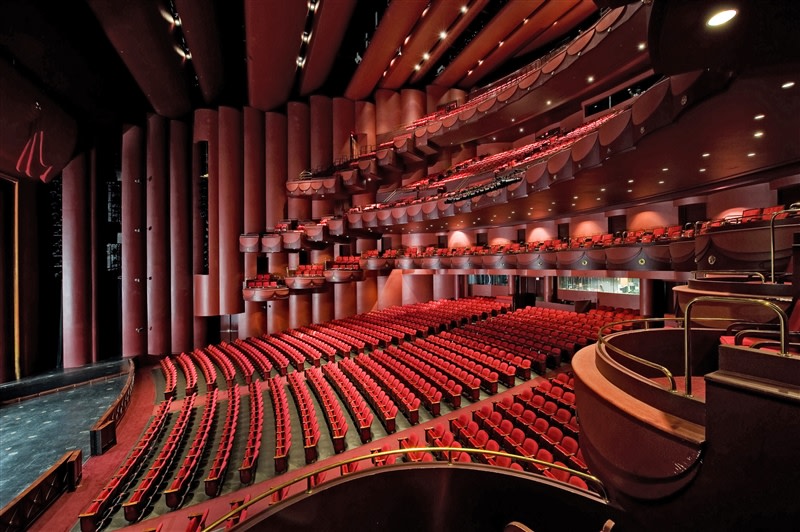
(1, 1), (799, 531)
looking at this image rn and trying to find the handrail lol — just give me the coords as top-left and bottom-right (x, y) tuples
(684, 296), (790, 396)
(694, 270), (766, 283)
(769, 203), (800, 283)
(202, 446), (606, 531)
(596, 318), (678, 392)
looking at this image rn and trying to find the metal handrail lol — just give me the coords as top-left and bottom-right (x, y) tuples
(202, 446), (606, 531)
(769, 204), (800, 283)
(684, 296), (790, 396)
(694, 270), (766, 283)
(596, 318), (678, 392)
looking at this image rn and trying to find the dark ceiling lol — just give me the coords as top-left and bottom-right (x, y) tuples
(0, 0), (799, 226)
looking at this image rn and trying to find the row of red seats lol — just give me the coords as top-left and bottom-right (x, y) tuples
(416, 337), (501, 393)
(427, 334), (518, 386)
(337, 315), (404, 345)
(423, 426), (478, 464)
(295, 325), (351, 357)
(160, 357), (177, 399)
(370, 349), (442, 416)
(204, 385), (240, 496)
(245, 279), (280, 289)
(244, 337), (290, 376)
(384, 344), (463, 408)
(231, 339), (273, 380)
(123, 393), (196, 522)
(174, 353), (198, 395)
(307, 322), (366, 352)
(354, 354), (421, 425)
(353, 312), (418, 341)
(438, 330), (532, 380)
(452, 324), (552, 375)
(305, 367), (349, 453)
(339, 358), (399, 434)
(190, 349), (217, 391)
(292, 264), (324, 276)
(326, 321), (382, 350)
(268, 376), (292, 474)
(269, 335), (311, 370)
(205, 345), (237, 388)
(288, 329), (337, 361)
(275, 332), (322, 368)
(79, 398), (172, 532)
(164, 388), (218, 509)
(404, 340), (482, 400)
(287, 371), (321, 464)
(322, 363), (374, 443)
(219, 342), (255, 385)
(239, 380), (264, 484)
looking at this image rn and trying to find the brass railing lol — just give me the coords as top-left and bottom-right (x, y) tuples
(684, 296), (789, 396)
(202, 446), (605, 531)
(596, 318), (678, 392)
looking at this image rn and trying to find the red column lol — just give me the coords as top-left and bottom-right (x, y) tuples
(218, 107), (244, 317)
(170, 119), (193, 353)
(334, 283), (356, 320)
(89, 148), (99, 362)
(241, 107), (267, 339)
(311, 95), (335, 219)
(355, 101), (376, 149)
(287, 101), (311, 221)
(147, 114), (171, 356)
(265, 112), (289, 334)
(401, 89), (426, 126)
(375, 89), (401, 136)
(332, 97), (355, 161)
(121, 124), (147, 357)
(62, 153), (92, 367)
(290, 292), (312, 329)
(434, 274), (457, 300)
(403, 274), (434, 306)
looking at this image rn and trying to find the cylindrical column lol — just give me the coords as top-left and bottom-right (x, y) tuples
(400, 89), (425, 127)
(332, 97), (355, 161)
(62, 153), (92, 368)
(147, 114), (171, 356)
(543, 276), (554, 303)
(241, 107), (267, 339)
(375, 89), (401, 136)
(334, 283), (357, 319)
(265, 112), (287, 229)
(357, 276), (378, 314)
(433, 274), (457, 301)
(355, 100), (376, 151)
(312, 286), (335, 324)
(193, 109), (219, 318)
(290, 293), (312, 329)
(640, 278), (653, 317)
(403, 274), (434, 306)
(287, 101), (311, 221)
(121, 124), (147, 357)
(267, 298), (289, 334)
(170, 119), (193, 353)
(218, 107), (244, 316)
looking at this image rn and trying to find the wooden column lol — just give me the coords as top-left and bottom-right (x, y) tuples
(218, 107), (244, 317)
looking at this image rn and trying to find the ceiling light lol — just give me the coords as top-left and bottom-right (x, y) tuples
(754, 114), (765, 120)
(571, 203), (576, 207)
(491, 137), (496, 141)
(754, 131), (764, 138)
(627, 179), (634, 183)
(461, 5), (468, 14)
(600, 188), (606, 192)
(596, 197), (601, 201)
(662, 168), (668, 172)
(546, 100), (552, 105)
(573, 196), (578, 199)
(523, 18), (529, 24)
(498, 41), (504, 47)
(637, 42), (646, 51)
(302, 31), (311, 44)
(658, 180), (665, 184)
(439, 31), (447, 40)
(548, 208), (552, 212)
(747, 152), (756, 157)
(519, 127), (524, 133)
(699, 168), (706, 172)
(296, 56), (306, 68)
(627, 189), (633, 193)
(477, 59), (483, 65)
(706, 9), (737, 27)
(423, 52), (430, 60)
(414, 64), (421, 71)
(587, 75), (595, 83)
(467, 70), (473, 75)
(702, 152), (710, 157)
(782, 81), (795, 89)
(552, 201), (556, 205)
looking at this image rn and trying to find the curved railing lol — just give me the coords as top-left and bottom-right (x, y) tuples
(770, 203), (800, 283)
(202, 446), (605, 531)
(596, 318), (678, 392)
(684, 297), (790, 396)
(89, 359), (136, 455)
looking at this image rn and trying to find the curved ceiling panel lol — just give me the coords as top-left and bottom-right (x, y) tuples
(300, 0), (358, 96)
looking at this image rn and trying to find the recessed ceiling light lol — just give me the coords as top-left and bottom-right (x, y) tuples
(637, 42), (646, 51)
(552, 201), (556, 205)
(747, 152), (756, 157)
(596, 197), (601, 201)
(423, 52), (430, 60)
(467, 70), (473, 75)
(414, 64), (421, 71)
(702, 153), (710, 158)
(461, 5), (468, 13)
(600, 188), (606, 192)
(548, 208), (552, 212)
(662, 168), (668, 172)
(587, 75), (595, 83)
(754, 114), (765, 120)
(511, 118), (515, 122)
(519, 127), (524, 133)
(491, 137), (496, 141)
(707, 9), (737, 27)
(781, 81), (795, 89)
(699, 168), (706, 172)
(627, 179), (634, 183)
(658, 180), (665, 184)
(439, 31), (447, 40)
(571, 203), (576, 207)
(523, 18), (528, 24)
(546, 100), (552, 105)
(498, 40), (504, 47)
(573, 195), (578, 199)
(627, 189), (633, 193)
(753, 131), (764, 138)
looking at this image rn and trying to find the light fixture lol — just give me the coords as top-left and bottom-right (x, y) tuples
(423, 52), (430, 60)
(627, 179), (634, 183)
(627, 189), (633, 193)
(754, 114), (765, 120)
(498, 40), (504, 47)
(600, 188), (606, 192)
(662, 167), (669, 172)
(461, 5), (468, 14)
(519, 127), (524, 133)
(546, 100), (552, 105)
(587, 75), (595, 83)
(699, 168), (706, 172)
(754, 131), (764, 138)
(414, 64), (421, 71)
(573, 195), (578, 199)
(658, 180), (665, 184)
(296, 56), (306, 68)
(747, 152), (756, 157)
(706, 9), (737, 27)
(702, 152), (710, 157)
(782, 81), (796, 89)
(637, 42), (646, 51)
(439, 31), (447, 40)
